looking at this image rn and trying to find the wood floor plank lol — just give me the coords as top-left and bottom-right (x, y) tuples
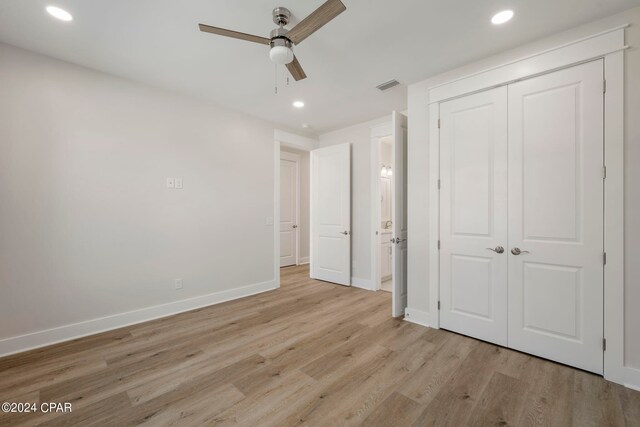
(0, 265), (637, 427)
(572, 370), (627, 427)
(397, 331), (475, 406)
(467, 371), (530, 427)
(411, 341), (510, 426)
(361, 392), (422, 427)
(517, 358), (575, 426)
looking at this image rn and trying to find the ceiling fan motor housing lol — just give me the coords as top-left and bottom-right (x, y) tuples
(272, 7), (291, 26)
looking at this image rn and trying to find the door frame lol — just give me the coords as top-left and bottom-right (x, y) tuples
(280, 151), (301, 267)
(425, 26), (629, 386)
(370, 121), (393, 292)
(273, 130), (316, 288)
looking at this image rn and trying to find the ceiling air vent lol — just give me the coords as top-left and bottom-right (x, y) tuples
(376, 79), (400, 91)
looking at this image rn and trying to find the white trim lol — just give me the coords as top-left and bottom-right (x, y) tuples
(425, 27), (628, 387)
(404, 308), (432, 328)
(428, 103), (440, 328)
(602, 49), (636, 389)
(351, 277), (374, 291)
(0, 279), (277, 357)
(429, 26), (627, 104)
(625, 381), (640, 393)
(280, 151), (301, 267)
(274, 129), (317, 152)
(274, 140), (281, 288)
(298, 256), (310, 265)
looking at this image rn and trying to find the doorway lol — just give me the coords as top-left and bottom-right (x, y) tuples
(371, 112), (408, 317)
(279, 146), (311, 270)
(379, 136), (393, 293)
(280, 151), (300, 267)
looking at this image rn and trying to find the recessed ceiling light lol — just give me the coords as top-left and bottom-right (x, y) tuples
(46, 6), (73, 22)
(491, 10), (514, 25)
(293, 101), (305, 108)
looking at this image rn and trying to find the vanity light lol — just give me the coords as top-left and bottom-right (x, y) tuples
(46, 6), (73, 21)
(293, 101), (305, 108)
(381, 164), (392, 178)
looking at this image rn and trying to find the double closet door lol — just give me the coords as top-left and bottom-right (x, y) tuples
(439, 60), (605, 374)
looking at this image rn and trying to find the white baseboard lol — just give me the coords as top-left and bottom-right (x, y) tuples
(621, 366), (640, 391)
(404, 307), (432, 328)
(298, 257), (310, 265)
(351, 277), (375, 291)
(0, 279), (277, 358)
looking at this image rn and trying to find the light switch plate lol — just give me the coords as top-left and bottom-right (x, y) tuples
(175, 178), (183, 189)
(266, 217), (274, 226)
(166, 177), (175, 189)
(174, 278), (183, 289)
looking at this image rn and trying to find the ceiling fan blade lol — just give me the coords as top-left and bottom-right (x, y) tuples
(198, 24), (270, 45)
(287, 0), (346, 45)
(286, 56), (307, 81)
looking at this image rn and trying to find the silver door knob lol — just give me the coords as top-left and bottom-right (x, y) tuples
(292, 225), (298, 229)
(511, 248), (530, 255)
(395, 238), (405, 244)
(486, 246), (505, 254)
(340, 231), (350, 235)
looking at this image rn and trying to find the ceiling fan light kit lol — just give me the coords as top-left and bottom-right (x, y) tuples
(198, 0), (346, 82)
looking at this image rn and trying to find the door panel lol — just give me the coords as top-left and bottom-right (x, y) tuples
(440, 87), (508, 346)
(311, 144), (351, 285)
(280, 156), (298, 267)
(508, 60), (604, 374)
(392, 112), (408, 317)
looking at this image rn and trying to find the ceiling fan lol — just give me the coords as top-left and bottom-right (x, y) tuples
(198, 0), (346, 81)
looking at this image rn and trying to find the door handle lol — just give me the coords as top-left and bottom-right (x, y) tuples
(486, 246), (505, 254)
(340, 231), (350, 235)
(394, 238), (405, 244)
(511, 247), (530, 255)
(292, 225), (298, 229)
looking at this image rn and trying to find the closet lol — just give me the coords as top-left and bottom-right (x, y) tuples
(438, 60), (605, 374)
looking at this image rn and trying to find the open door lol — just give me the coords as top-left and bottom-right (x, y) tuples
(392, 112), (408, 317)
(311, 144), (351, 286)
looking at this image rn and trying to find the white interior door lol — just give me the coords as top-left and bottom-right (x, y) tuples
(280, 153), (299, 267)
(439, 87), (509, 346)
(311, 144), (351, 286)
(507, 60), (604, 374)
(392, 112), (408, 317)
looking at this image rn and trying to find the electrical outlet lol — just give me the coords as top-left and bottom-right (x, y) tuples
(174, 278), (183, 290)
(175, 178), (183, 189)
(166, 177), (175, 189)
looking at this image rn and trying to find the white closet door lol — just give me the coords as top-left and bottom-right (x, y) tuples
(311, 144), (351, 286)
(280, 154), (299, 267)
(508, 60), (604, 374)
(439, 87), (509, 346)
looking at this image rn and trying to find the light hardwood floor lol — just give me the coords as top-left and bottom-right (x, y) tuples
(1, 265), (639, 426)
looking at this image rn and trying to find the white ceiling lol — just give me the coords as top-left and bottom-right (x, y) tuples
(0, 0), (638, 134)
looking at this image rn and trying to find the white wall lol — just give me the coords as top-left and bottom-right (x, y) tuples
(407, 6), (640, 382)
(318, 116), (390, 287)
(280, 146), (310, 263)
(0, 43), (280, 354)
